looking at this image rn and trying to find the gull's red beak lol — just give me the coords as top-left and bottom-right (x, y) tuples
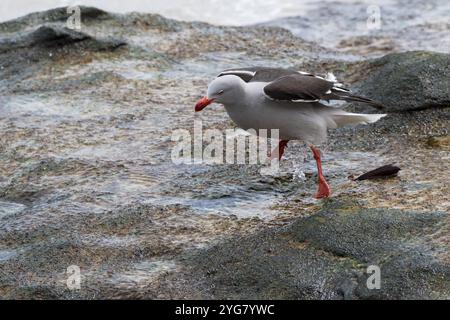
(195, 96), (214, 112)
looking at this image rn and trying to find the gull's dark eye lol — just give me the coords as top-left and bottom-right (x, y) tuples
(217, 90), (224, 95)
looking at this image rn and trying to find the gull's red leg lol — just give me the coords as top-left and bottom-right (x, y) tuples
(271, 140), (289, 160)
(309, 145), (331, 199)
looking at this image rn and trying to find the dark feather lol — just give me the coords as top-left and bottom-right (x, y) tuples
(263, 74), (334, 101)
(326, 90), (386, 110)
(355, 164), (401, 181)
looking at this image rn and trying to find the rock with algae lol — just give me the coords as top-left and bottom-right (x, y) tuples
(184, 200), (450, 299)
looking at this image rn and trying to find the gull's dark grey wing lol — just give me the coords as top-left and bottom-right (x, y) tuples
(217, 67), (299, 83)
(218, 67), (385, 109)
(263, 74), (334, 102)
(263, 73), (385, 109)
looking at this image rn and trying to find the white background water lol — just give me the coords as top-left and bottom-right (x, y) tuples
(0, 0), (393, 24)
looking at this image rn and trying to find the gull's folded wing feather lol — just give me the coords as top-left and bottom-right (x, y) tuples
(263, 74), (334, 102)
(218, 67), (386, 109)
(263, 73), (385, 109)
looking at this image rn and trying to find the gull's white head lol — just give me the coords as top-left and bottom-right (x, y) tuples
(195, 75), (245, 112)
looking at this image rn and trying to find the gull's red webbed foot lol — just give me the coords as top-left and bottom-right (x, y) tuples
(315, 175), (331, 199)
(278, 140), (289, 160)
(270, 140), (289, 161)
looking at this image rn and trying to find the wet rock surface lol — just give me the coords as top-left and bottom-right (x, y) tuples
(184, 200), (449, 299)
(0, 6), (448, 299)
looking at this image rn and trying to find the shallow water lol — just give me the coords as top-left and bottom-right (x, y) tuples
(262, 0), (450, 54)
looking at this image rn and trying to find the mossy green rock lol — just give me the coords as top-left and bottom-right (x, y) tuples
(188, 200), (450, 299)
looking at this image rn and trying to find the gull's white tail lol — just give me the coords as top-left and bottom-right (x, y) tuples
(331, 112), (387, 127)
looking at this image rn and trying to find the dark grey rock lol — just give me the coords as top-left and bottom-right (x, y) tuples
(0, 25), (126, 55)
(0, 6), (110, 33)
(355, 51), (450, 112)
(0, 24), (126, 91)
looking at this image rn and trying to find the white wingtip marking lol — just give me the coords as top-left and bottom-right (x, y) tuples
(326, 72), (349, 89)
(332, 86), (350, 92)
(325, 72), (337, 82)
(218, 70), (256, 77)
(291, 98), (320, 103)
(363, 113), (387, 124)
